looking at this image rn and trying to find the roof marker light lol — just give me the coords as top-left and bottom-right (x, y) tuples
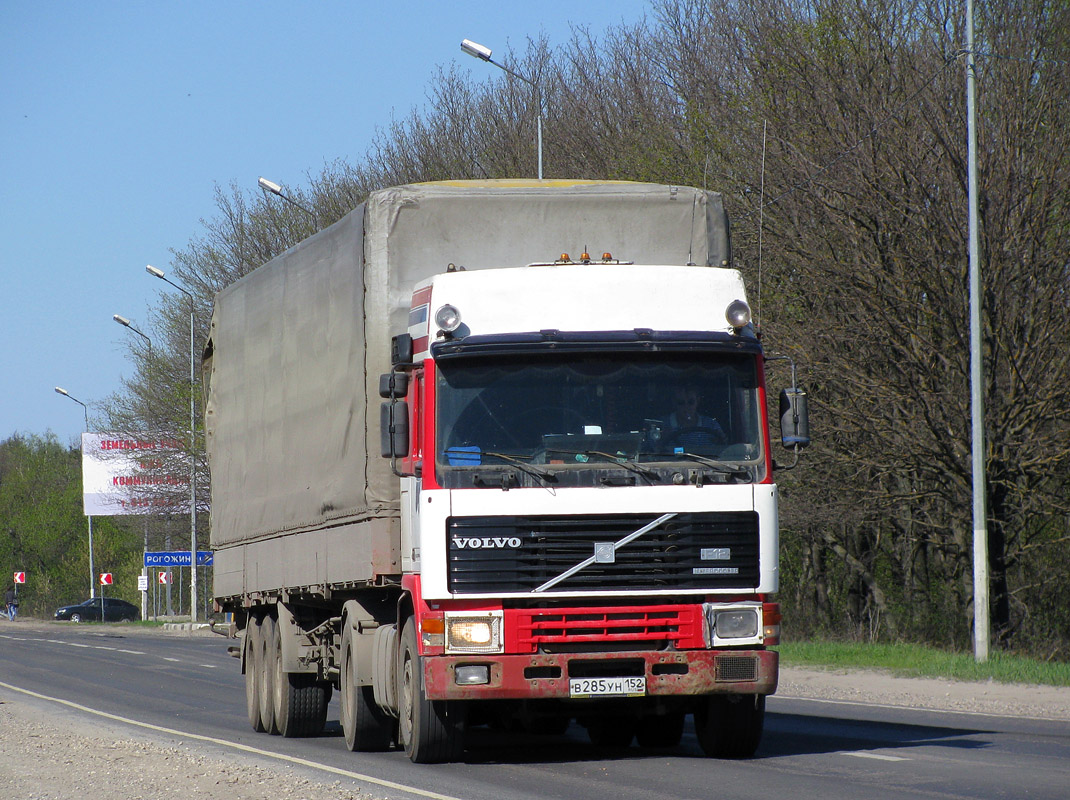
(726, 299), (752, 330)
(435, 304), (462, 333)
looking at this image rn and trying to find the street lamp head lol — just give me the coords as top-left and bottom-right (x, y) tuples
(461, 39), (492, 61)
(113, 314), (131, 327)
(54, 386), (69, 397)
(146, 264), (165, 279)
(258, 177), (283, 195)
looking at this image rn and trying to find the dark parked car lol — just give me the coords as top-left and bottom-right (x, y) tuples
(54, 597), (140, 623)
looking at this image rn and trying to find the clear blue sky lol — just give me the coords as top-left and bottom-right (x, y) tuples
(1, 1), (652, 446)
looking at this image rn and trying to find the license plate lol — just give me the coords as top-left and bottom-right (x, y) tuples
(569, 676), (646, 698)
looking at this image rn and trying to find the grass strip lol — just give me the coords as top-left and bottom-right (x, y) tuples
(777, 640), (1070, 687)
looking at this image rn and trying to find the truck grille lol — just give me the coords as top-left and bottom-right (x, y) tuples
(514, 605), (705, 652)
(447, 511), (759, 594)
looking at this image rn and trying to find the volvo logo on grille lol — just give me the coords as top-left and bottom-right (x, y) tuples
(452, 536), (522, 549)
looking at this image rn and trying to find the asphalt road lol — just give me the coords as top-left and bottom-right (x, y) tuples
(2, 624), (1068, 800)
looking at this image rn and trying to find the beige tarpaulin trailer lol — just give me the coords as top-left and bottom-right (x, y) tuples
(203, 180), (731, 599)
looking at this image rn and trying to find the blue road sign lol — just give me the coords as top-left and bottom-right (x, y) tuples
(144, 551), (214, 567)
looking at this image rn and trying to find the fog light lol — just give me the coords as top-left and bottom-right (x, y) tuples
(455, 665), (490, 686)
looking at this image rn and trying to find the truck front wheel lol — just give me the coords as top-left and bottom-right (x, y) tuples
(398, 619), (465, 763)
(694, 694), (765, 758)
(340, 624), (394, 751)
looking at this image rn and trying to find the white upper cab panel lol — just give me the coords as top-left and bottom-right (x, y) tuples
(411, 264), (749, 357)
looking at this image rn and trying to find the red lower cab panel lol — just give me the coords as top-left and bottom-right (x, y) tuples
(421, 602), (778, 701)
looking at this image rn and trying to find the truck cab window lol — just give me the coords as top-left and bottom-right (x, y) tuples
(436, 352), (765, 486)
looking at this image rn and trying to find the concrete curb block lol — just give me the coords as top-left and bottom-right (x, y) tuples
(161, 622), (213, 633)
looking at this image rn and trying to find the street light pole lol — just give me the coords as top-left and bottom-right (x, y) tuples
(461, 38), (543, 180)
(114, 314), (153, 621)
(965, 0), (989, 663)
(54, 386), (96, 600)
(113, 314), (152, 353)
(145, 265), (199, 622)
(257, 177), (318, 224)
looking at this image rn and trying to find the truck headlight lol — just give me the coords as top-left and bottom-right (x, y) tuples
(444, 611), (503, 654)
(704, 603), (763, 646)
(715, 609), (759, 638)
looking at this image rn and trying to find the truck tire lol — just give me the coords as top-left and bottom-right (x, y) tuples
(339, 624), (394, 751)
(636, 711), (685, 748)
(245, 619), (265, 732)
(272, 627), (329, 738)
(397, 619), (464, 763)
(694, 694), (765, 758)
(258, 614), (279, 735)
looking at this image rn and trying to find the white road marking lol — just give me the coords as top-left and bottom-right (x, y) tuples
(4, 634), (202, 667)
(0, 679), (466, 800)
(774, 693), (1066, 723)
(842, 751), (909, 762)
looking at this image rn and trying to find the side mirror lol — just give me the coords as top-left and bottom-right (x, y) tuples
(380, 400), (410, 458)
(779, 388), (810, 449)
(392, 334), (413, 366)
(379, 372), (410, 399)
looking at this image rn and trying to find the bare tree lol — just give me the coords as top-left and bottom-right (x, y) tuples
(104, 0), (1070, 652)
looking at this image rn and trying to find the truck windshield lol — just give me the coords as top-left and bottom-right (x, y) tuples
(435, 352), (765, 486)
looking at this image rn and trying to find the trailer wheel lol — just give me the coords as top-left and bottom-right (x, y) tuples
(244, 618), (265, 732)
(272, 626), (328, 738)
(398, 619), (464, 763)
(636, 711), (685, 748)
(340, 624), (394, 751)
(694, 694), (765, 758)
(258, 614), (279, 734)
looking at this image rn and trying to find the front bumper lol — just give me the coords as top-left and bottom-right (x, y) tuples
(424, 648), (778, 701)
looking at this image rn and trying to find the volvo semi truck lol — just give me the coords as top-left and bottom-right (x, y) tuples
(203, 179), (809, 762)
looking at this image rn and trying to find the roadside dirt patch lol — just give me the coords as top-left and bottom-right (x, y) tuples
(778, 665), (1070, 721)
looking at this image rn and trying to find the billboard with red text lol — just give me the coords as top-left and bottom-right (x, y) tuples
(81, 433), (187, 515)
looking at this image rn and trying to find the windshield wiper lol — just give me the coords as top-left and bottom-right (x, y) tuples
(551, 449), (659, 482)
(480, 451), (556, 484)
(662, 451), (751, 480)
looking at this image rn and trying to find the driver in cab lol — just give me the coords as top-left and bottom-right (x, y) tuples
(668, 385), (726, 450)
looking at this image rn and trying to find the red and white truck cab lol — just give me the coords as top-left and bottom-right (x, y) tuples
(380, 257), (802, 758)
